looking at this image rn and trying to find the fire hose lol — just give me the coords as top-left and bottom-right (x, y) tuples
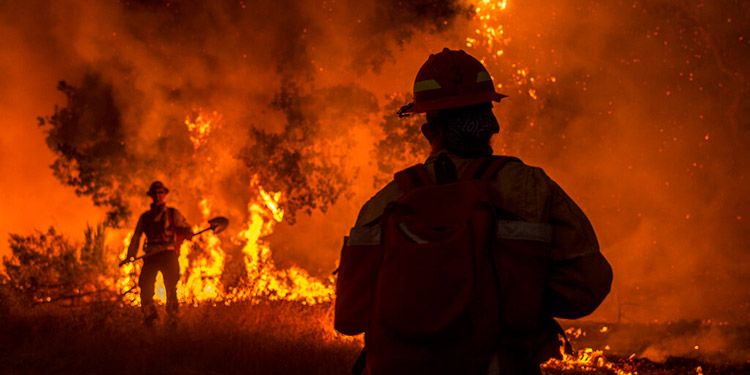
(118, 216), (229, 267)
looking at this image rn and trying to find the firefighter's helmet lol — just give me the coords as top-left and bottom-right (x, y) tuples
(147, 181), (169, 196)
(398, 48), (506, 116)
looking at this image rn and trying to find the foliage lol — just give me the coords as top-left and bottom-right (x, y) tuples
(1, 224), (115, 305)
(0, 301), (362, 375)
(38, 72), (380, 228)
(240, 81), (378, 223)
(371, 94), (427, 187)
(37, 76), (131, 227)
(2, 301), (750, 374)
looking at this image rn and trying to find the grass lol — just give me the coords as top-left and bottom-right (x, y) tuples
(1, 298), (749, 375)
(0, 300), (362, 375)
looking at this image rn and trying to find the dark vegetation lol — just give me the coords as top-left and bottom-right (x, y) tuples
(0, 300), (361, 375)
(37, 78), (132, 227)
(239, 82), (378, 223)
(2, 300), (749, 375)
(37, 74), (364, 228)
(36, 0), (472, 229)
(371, 94), (427, 188)
(1, 224), (118, 306)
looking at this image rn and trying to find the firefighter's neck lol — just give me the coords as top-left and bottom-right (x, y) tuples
(151, 196), (166, 207)
(428, 134), (446, 156)
(422, 122), (445, 156)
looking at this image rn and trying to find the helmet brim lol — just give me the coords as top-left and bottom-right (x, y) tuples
(403, 91), (507, 114)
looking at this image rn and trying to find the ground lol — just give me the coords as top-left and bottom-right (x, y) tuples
(0, 300), (748, 375)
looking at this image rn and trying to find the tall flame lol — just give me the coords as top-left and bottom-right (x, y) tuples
(118, 186), (333, 306)
(232, 186), (334, 305)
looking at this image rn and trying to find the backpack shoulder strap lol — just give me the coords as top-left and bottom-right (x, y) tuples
(461, 155), (521, 183)
(168, 207), (176, 242)
(394, 164), (432, 193)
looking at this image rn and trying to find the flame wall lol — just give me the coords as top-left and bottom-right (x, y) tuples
(0, 0), (747, 323)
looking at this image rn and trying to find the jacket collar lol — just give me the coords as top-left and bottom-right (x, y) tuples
(150, 203), (167, 212)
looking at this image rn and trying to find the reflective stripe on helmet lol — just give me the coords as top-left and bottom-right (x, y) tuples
(414, 79), (442, 93)
(476, 71), (492, 83)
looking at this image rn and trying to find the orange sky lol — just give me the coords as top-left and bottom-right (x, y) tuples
(0, 3), (103, 253)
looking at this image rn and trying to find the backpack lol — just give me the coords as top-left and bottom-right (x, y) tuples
(143, 207), (186, 251)
(336, 155), (520, 375)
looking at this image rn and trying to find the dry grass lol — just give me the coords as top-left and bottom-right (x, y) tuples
(1, 298), (749, 375)
(0, 299), (362, 375)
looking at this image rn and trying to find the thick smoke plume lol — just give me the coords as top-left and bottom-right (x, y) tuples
(1, 0), (748, 329)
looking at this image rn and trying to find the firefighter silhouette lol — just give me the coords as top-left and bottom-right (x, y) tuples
(121, 181), (193, 325)
(335, 48), (613, 375)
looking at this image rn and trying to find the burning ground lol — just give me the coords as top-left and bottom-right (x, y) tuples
(0, 0), (749, 373)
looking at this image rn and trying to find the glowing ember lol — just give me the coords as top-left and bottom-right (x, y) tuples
(467, 1), (557, 99)
(542, 343), (634, 375)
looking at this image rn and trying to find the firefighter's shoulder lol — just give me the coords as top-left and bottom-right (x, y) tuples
(166, 206), (185, 217)
(354, 180), (403, 227)
(489, 158), (554, 222)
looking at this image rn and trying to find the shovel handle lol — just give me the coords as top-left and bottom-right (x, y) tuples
(119, 218), (226, 266)
(193, 227), (212, 236)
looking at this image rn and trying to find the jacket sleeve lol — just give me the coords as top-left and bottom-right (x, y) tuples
(542, 177), (613, 319)
(335, 181), (402, 335)
(126, 214), (144, 259)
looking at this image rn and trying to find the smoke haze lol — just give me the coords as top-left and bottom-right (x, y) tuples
(0, 0), (748, 325)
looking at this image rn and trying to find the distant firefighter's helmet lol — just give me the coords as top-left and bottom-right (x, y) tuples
(147, 180), (169, 196)
(399, 48), (507, 115)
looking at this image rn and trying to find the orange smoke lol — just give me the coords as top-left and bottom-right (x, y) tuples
(0, 0), (748, 326)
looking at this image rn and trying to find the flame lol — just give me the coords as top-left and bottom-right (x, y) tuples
(185, 109), (221, 150)
(542, 328), (635, 375)
(116, 186), (333, 308)
(198, 198), (211, 219)
(116, 232), (141, 306)
(565, 326), (585, 339)
(542, 345), (635, 375)
(114, 108), (333, 308)
(176, 228), (225, 304)
(230, 186), (334, 305)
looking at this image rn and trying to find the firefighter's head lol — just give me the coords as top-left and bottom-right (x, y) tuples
(147, 180), (169, 205)
(398, 48), (506, 157)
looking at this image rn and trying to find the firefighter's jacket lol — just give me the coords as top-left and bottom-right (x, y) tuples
(348, 152), (612, 364)
(127, 203), (192, 258)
